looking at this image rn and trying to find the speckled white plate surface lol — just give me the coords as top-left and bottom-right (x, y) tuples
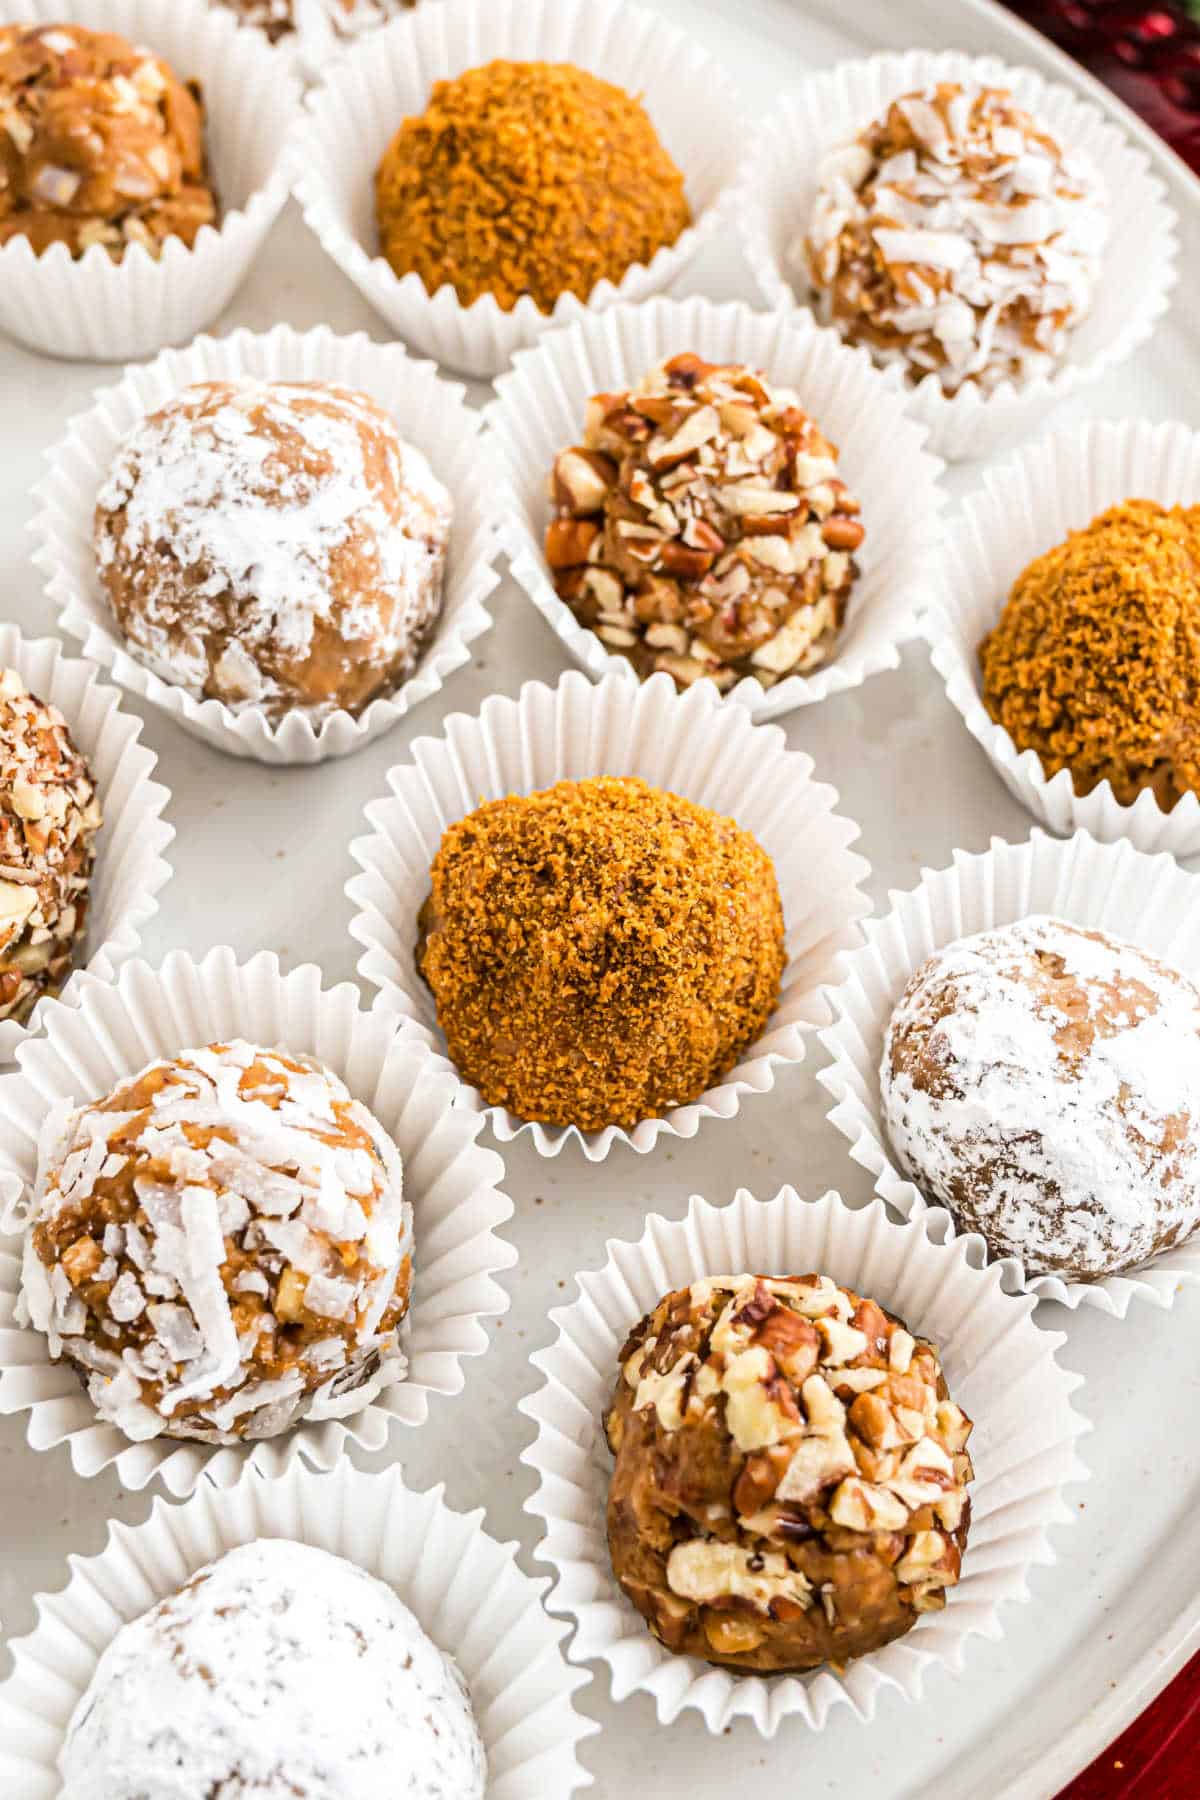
(1, 2), (1199, 1797)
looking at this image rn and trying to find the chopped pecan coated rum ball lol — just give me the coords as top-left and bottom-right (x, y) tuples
(417, 776), (785, 1131)
(0, 666), (101, 1025)
(545, 354), (863, 693)
(0, 23), (217, 259)
(21, 1041), (413, 1445)
(802, 83), (1108, 393)
(604, 1273), (973, 1671)
(94, 379), (452, 725)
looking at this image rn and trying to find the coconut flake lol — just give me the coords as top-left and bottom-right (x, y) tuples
(148, 1302), (205, 1364)
(108, 1270), (147, 1323)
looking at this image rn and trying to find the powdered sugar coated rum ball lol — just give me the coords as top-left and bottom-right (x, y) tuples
(882, 916), (1200, 1279)
(59, 1539), (487, 1799)
(21, 1040), (413, 1443)
(94, 379), (452, 725)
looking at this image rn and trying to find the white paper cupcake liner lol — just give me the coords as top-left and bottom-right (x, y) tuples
(31, 324), (503, 765)
(0, 1463), (595, 1797)
(0, 948), (515, 1493)
(818, 828), (1200, 1315)
(348, 669), (872, 1160)
(0, 626), (173, 1062)
(519, 1186), (1088, 1735)
(486, 297), (944, 720)
(286, 0), (750, 379)
(735, 50), (1178, 462)
(926, 417), (1200, 854)
(0, 0), (298, 363)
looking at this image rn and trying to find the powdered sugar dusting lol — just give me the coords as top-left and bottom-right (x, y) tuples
(94, 379), (451, 723)
(881, 916), (1200, 1279)
(59, 1538), (487, 1800)
(800, 83), (1109, 394)
(21, 1040), (413, 1444)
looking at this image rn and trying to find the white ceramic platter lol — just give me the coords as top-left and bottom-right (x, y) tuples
(0, 2), (1197, 1797)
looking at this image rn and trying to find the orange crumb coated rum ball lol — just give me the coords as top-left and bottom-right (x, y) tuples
(374, 60), (691, 313)
(979, 499), (1200, 811)
(416, 776), (785, 1130)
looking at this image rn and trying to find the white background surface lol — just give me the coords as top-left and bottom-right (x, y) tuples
(1, 1), (1198, 1796)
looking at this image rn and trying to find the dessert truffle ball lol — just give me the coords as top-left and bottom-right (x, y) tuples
(374, 60), (691, 313)
(21, 1040), (413, 1444)
(980, 499), (1200, 811)
(59, 1539), (487, 1799)
(217, 0), (417, 46)
(0, 23), (217, 260)
(0, 667), (101, 1026)
(881, 916), (1200, 1280)
(545, 354), (864, 693)
(94, 379), (452, 726)
(604, 1273), (973, 1671)
(417, 776), (785, 1131)
(801, 82), (1108, 394)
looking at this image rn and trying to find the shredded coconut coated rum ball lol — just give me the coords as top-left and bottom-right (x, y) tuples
(802, 82), (1108, 394)
(21, 1041), (413, 1444)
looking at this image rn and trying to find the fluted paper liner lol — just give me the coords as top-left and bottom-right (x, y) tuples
(0, 1464), (595, 1796)
(519, 1187), (1088, 1735)
(818, 829), (1200, 1315)
(347, 670), (872, 1160)
(286, 0), (749, 379)
(32, 324), (502, 764)
(927, 418), (1200, 852)
(0, 626), (173, 1061)
(0, 949), (515, 1493)
(0, 0), (297, 362)
(735, 50), (1178, 461)
(485, 297), (945, 721)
